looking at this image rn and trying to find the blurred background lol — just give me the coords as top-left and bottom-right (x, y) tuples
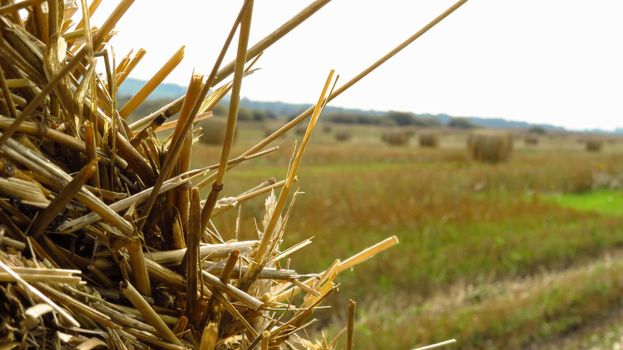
(106, 1), (623, 348)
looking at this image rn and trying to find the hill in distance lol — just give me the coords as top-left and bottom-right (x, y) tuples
(119, 78), (567, 132)
(119, 78), (187, 100)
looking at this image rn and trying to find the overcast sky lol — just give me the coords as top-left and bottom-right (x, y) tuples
(89, 1), (623, 131)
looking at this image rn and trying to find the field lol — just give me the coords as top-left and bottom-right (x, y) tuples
(189, 121), (623, 349)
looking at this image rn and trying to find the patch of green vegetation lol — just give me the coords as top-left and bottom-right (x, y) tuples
(303, 214), (623, 303)
(546, 190), (623, 216)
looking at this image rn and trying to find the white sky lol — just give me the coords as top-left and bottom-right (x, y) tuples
(89, 1), (623, 131)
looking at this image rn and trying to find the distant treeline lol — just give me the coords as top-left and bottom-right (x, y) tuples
(118, 96), (477, 129)
(326, 111), (436, 126)
(212, 104), (278, 121)
(320, 110), (475, 129)
(117, 97), (279, 123)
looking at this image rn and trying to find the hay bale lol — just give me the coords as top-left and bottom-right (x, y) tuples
(381, 131), (411, 146)
(419, 133), (439, 148)
(524, 135), (539, 146)
(586, 139), (603, 152)
(467, 131), (513, 163)
(200, 118), (238, 145)
(322, 124), (333, 133)
(0, 0), (472, 347)
(335, 131), (352, 142)
(295, 127), (306, 136)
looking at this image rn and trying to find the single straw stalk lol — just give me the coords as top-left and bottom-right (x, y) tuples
(116, 48), (146, 85)
(347, 299), (357, 350)
(120, 281), (183, 346)
(239, 69), (336, 291)
(119, 46), (185, 118)
(92, 0), (134, 49)
(74, 0), (103, 32)
(185, 187), (201, 314)
(0, 66), (18, 119)
(198, 0), (254, 233)
(28, 159), (97, 238)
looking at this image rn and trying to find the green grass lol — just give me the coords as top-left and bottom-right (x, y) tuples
(547, 190), (623, 216)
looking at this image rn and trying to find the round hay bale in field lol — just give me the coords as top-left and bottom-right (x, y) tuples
(381, 131), (411, 146)
(467, 131), (513, 163)
(524, 135), (539, 146)
(295, 127), (307, 136)
(586, 139), (603, 152)
(322, 124), (333, 133)
(200, 118), (238, 145)
(419, 133), (439, 148)
(335, 131), (352, 142)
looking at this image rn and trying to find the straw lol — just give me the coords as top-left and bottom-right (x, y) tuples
(198, 0), (254, 233)
(28, 159), (97, 238)
(0, 260), (80, 327)
(119, 46), (185, 118)
(120, 281), (183, 346)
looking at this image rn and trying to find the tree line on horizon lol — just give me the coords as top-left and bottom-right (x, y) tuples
(118, 95), (478, 129)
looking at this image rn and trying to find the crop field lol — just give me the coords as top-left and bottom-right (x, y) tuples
(194, 121), (623, 349)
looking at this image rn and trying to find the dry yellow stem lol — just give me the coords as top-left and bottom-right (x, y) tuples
(121, 281), (182, 346)
(128, 238), (151, 297)
(336, 235), (399, 274)
(117, 48), (146, 86)
(199, 322), (219, 350)
(92, 0), (134, 48)
(119, 46), (184, 118)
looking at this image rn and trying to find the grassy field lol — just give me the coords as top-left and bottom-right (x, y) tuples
(193, 121), (623, 349)
(548, 191), (623, 216)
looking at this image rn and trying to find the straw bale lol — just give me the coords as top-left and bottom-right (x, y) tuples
(419, 133), (439, 148)
(381, 131), (411, 146)
(467, 131), (513, 163)
(585, 139), (603, 152)
(335, 130), (352, 142)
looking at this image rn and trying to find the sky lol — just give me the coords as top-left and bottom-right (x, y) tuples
(88, 1), (623, 131)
